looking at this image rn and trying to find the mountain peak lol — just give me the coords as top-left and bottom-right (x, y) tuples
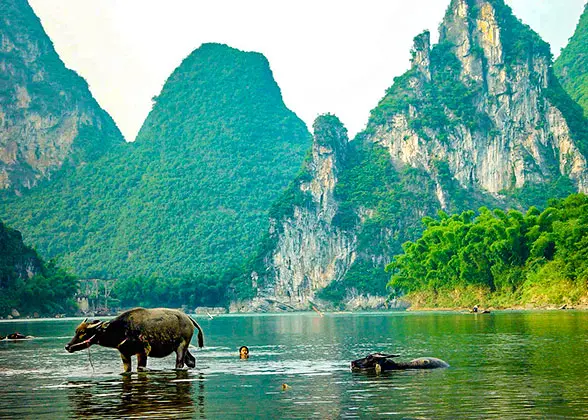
(0, 0), (124, 193)
(141, 43), (284, 147)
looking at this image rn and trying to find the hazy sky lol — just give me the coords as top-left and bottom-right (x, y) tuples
(28, 0), (586, 141)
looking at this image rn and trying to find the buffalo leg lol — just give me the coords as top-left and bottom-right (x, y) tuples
(137, 351), (148, 372)
(120, 353), (132, 373)
(175, 341), (189, 369)
(185, 350), (196, 368)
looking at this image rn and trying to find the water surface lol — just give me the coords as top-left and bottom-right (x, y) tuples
(0, 311), (586, 418)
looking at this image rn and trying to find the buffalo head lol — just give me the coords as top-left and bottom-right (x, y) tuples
(65, 319), (109, 353)
(350, 353), (399, 371)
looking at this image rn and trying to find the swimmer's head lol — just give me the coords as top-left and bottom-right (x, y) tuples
(239, 345), (249, 359)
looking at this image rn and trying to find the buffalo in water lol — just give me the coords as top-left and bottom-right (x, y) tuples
(65, 308), (204, 373)
(351, 353), (449, 373)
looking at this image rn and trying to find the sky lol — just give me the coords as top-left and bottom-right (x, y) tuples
(28, 0), (586, 142)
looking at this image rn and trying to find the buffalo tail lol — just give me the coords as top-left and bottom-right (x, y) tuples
(190, 317), (204, 348)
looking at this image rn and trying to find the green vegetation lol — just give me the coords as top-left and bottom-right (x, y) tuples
(545, 71), (588, 158)
(479, 0), (551, 65)
(369, 70), (416, 127)
(387, 193), (588, 307)
(316, 140), (447, 301)
(420, 41), (483, 132)
(334, 141), (440, 239)
(369, 38), (484, 139)
(0, 221), (77, 316)
(555, 4), (588, 117)
(0, 43), (311, 307)
(113, 268), (243, 309)
(503, 176), (576, 210)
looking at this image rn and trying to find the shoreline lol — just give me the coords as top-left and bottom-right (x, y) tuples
(2, 303), (587, 321)
(406, 304), (588, 312)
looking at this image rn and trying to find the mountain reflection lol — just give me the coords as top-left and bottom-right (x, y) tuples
(68, 370), (204, 419)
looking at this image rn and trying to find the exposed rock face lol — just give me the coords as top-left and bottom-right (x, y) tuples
(243, 0), (588, 311)
(0, 0), (123, 193)
(375, 0), (588, 196)
(252, 115), (356, 309)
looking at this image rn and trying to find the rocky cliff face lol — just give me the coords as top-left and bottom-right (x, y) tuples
(246, 115), (357, 310)
(373, 0), (588, 197)
(241, 0), (588, 310)
(0, 0), (123, 193)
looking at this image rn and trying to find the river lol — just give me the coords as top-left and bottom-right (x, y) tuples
(0, 311), (586, 418)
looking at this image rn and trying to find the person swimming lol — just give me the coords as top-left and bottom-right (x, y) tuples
(239, 345), (249, 359)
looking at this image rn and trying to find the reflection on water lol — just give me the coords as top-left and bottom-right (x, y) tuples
(68, 371), (203, 419)
(0, 311), (586, 418)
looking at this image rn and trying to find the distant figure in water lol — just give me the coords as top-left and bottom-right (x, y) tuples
(239, 345), (249, 359)
(5, 332), (31, 340)
(470, 305), (490, 314)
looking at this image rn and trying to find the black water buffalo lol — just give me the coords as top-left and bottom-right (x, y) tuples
(65, 308), (204, 372)
(351, 353), (449, 373)
(1, 332), (33, 340)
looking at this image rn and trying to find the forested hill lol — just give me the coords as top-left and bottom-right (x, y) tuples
(388, 193), (588, 308)
(0, 0), (124, 193)
(555, 3), (588, 117)
(0, 220), (77, 316)
(0, 43), (311, 290)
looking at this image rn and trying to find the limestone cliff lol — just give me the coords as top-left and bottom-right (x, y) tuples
(239, 0), (588, 310)
(243, 115), (357, 310)
(373, 0), (588, 197)
(0, 0), (123, 193)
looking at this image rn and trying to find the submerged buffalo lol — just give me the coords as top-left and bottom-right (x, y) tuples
(1, 332), (33, 340)
(65, 308), (204, 372)
(351, 353), (449, 373)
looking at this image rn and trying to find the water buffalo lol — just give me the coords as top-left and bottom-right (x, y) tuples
(65, 308), (204, 372)
(351, 353), (449, 373)
(3, 332), (33, 340)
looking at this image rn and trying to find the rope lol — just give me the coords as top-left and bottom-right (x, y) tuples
(87, 346), (95, 374)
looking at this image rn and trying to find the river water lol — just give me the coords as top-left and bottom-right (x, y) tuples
(0, 311), (586, 419)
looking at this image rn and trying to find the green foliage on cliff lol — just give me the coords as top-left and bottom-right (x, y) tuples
(555, 4), (588, 117)
(1, 44), (311, 308)
(314, 140), (444, 301)
(416, 43), (486, 138)
(368, 41), (483, 139)
(479, 0), (551, 65)
(0, 221), (78, 315)
(388, 193), (588, 307)
(334, 141), (440, 239)
(545, 72), (588, 158)
(369, 70), (415, 127)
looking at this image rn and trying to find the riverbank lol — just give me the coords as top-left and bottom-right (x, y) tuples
(406, 304), (588, 312)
